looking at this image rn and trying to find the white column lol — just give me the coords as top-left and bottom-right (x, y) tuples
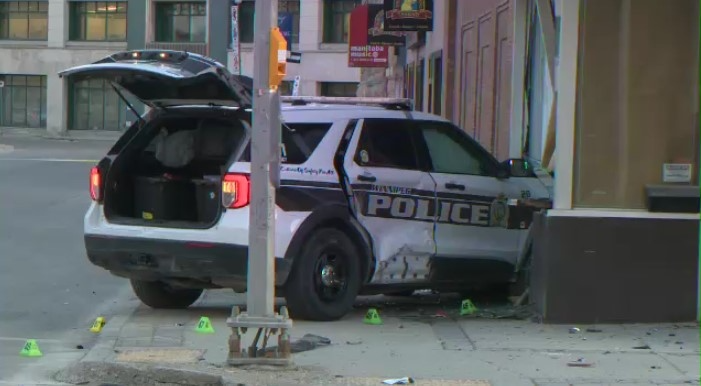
(47, 0), (66, 48)
(552, 0), (580, 210)
(299, 0), (321, 52)
(508, 0), (528, 158)
(46, 75), (67, 135)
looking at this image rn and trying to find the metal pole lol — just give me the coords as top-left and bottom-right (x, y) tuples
(247, 0), (279, 318)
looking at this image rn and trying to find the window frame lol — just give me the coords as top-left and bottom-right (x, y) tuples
(353, 118), (422, 171)
(0, 1), (49, 41)
(319, 82), (358, 97)
(0, 74), (47, 129)
(236, 0), (300, 47)
(154, 1), (207, 43)
(322, 0), (360, 44)
(412, 120), (501, 177)
(69, 77), (140, 131)
(68, 1), (128, 42)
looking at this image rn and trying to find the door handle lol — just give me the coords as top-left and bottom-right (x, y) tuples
(357, 174), (377, 182)
(445, 182), (465, 191)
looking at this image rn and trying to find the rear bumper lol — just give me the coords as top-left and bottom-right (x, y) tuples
(84, 234), (292, 287)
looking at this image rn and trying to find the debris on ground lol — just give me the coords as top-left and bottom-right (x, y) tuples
(569, 327), (581, 334)
(633, 344), (651, 350)
(382, 377), (415, 384)
(258, 333), (331, 356)
(346, 340), (362, 345)
(460, 304), (535, 320)
(585, 328), (602, 333)
(567, 358), (594, 367)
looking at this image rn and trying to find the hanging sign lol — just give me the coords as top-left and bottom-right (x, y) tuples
(348, 5), (389, 68)
(367, 4), (405, 46)
(383, 0), (434, 32)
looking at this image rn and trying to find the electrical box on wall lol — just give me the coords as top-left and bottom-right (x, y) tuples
(645, 185), (700, 213)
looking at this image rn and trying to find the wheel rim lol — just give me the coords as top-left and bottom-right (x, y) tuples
(313, 249), (348, 303)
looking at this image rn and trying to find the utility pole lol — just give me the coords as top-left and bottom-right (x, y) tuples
(227, 0), (293, 366)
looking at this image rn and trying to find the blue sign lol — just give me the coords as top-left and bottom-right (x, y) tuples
(278, 12), (293, 50)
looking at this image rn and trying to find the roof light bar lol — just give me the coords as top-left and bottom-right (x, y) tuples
(280, 96), (414, 111)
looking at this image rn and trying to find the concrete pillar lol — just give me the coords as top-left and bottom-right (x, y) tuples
(207, 0), (229, 64)
(46, 75), (67, 135)
(508, 0), (528, 159)
(127, 0), (147, 49)
(299, 0), (321, 51)
(552, 0), (580, 210)
(47, 0), (66, 48)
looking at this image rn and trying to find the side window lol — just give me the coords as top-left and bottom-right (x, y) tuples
(354, 119), (419, 170)
(239, 122), (332, 164)
(418, 122), (492, 176)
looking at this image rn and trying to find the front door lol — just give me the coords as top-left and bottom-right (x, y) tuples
(343, 118), (437, 285)
(411, 120), (522, 266)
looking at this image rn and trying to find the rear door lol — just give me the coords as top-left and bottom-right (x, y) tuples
(343, 118), (437, 285)
(412, 120), (522, 265)
(59, 50), (252, 109)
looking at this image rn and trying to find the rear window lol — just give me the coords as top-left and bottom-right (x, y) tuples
(239, 122), (332, 165)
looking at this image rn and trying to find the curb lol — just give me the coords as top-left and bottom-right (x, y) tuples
(0, 127), (121, 142)
(53, 361), (225, 386)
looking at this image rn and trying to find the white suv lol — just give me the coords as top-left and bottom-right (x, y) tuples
(64, 50), (551, 321)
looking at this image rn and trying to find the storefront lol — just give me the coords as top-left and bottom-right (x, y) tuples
(528, 0), (700, 323)
(403, 0), (699, 323)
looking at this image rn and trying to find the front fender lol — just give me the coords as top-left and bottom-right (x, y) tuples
(281, 203), (375, 285)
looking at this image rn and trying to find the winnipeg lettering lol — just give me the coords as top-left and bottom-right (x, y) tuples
(364, 194), (490, 226)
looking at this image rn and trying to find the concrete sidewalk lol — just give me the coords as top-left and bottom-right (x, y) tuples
(54, 290), (699, 386)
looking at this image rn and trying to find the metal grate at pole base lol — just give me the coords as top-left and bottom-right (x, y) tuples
(226, 305), (293, 366)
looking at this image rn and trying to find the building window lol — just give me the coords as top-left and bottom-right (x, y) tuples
(573, 0), (699, 209)
(320, 82), (357, 97)
(154, 2), (206, 42)
(0, 75), (47, 129)
(429, 53), (443, 116)
(237, 0), (300, 48)
(70, 78), (142, 131)
(0, 1), (48, 40)
(279, 80), (294, 96)
(69, 1), (127, 41)
(415, 59), (424, 111)
(322, 0), (360, 43)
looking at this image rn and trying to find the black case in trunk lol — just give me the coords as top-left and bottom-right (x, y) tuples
(133, 176), (197, 222)
(193, 176), (221, 223)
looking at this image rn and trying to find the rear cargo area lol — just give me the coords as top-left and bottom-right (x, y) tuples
(103, 114), (247, 228)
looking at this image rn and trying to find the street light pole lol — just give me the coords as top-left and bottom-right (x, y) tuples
(248, 0), (278, 319)
(227, 0), (293, 366)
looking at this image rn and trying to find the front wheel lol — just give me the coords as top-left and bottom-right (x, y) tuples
(130, 279), (203, 309)
(284, 228), (362, 321)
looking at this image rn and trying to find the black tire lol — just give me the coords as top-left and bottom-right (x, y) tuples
(284, 228), (362, 321)
(130, 279), (203, 309)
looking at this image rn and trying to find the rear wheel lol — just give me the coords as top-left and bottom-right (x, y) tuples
(284, 228), (362, 321)
(130, 279), (203, 309)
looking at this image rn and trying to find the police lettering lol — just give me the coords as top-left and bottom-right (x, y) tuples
(364, 194), (491, 226)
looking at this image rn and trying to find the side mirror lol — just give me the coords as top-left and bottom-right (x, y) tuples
(499, 158), (534, 178)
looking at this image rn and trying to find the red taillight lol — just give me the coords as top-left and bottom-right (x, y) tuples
(89, 166), (101, 201)
(222, 173), (250, 209)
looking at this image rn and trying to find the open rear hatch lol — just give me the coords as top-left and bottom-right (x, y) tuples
(64, 50), (253, 229)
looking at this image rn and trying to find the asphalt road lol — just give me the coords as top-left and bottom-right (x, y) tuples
(0, 136), (134, 384)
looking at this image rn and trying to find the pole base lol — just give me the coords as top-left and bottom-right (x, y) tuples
(226, 306), (294, 367)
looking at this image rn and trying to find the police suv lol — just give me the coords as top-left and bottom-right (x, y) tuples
(64, 50), (551, 321)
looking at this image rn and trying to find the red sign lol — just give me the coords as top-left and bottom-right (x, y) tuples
(348, 5), (389, 68)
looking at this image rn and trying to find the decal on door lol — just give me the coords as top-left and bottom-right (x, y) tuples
(351, 183), (512, 228)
